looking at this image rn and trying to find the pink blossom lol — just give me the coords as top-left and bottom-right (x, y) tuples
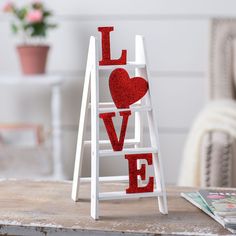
(26, 9), (43, 23)
(3, 1), (14, 12)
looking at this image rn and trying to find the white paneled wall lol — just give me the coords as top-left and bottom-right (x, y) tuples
(0, 0), (235, 183)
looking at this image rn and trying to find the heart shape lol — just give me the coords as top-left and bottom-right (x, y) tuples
(109, 68), (149, 109)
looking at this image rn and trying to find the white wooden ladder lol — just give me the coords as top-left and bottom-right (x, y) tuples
(71, 35), (168, 220)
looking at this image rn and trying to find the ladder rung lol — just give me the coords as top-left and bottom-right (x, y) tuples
(99, 147), (158, 157)
(89, 102), (142, 108)
(99, 62), (145, 71)
(80, 175), (129, 182)
(99, 190), (161, 200)
(84, 139), (139, 146)
(89, 102), (114, 108)
(99, 105), (151, 114)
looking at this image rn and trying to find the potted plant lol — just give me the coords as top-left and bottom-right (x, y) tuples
(3, 1), (57, 75)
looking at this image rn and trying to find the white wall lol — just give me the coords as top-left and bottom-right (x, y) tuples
(0, 0), (235, 183)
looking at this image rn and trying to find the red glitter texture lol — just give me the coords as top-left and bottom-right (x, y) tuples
(125, 153), (154, 194)
(98, 26), (127, 65)
(99, 111), (131, 151)
(109, 68), (149, 109)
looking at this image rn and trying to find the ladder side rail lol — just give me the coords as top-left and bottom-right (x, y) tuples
(135, 37), (146, 172)
(133, 105), (143, 170)
(72, 37), (94, 201)
(91, 37), (100, 220)
(136, 35), (168, 214)
(135, 35), (160, 190)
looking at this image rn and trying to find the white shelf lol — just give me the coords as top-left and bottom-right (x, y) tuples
(0, 74), (63, 86)
(99, 61), (145, 71)
(99, 147), (158, 157)
(99, 190), (161, 201)
(0, 73), (64, 179)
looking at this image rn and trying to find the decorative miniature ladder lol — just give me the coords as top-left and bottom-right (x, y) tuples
(71, 35), (168, 220)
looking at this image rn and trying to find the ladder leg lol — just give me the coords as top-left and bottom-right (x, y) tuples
(90, 37), (100, 220)
(155, 136), (168, 213)
(71, 85), (89, 201)
(147, 110), (168, 214)
(72, 37), (93, 201)
(71, 141), (85, 201)
(152, 152), (168, 214)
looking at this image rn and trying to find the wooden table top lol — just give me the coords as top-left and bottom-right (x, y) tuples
(0, 180), (232, 236)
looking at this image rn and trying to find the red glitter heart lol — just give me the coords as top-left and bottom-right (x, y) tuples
(109, 68), (148, 109)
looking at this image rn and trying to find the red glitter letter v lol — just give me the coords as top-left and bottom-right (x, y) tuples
(99, 111), (131, 151)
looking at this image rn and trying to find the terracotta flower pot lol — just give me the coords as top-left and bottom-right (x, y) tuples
(17, 45), (50, 75)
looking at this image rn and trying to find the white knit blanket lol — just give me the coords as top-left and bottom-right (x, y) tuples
(178, 99), (236, 187)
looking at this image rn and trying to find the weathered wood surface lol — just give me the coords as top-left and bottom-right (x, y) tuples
(0, 180), (232, 235)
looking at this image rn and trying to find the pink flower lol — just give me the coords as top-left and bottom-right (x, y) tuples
(26, 9), (43, 23)
(3, 1), (14, 12)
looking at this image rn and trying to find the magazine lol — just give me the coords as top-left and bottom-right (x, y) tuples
(198, 190), (236, 216)
(181, 192), (225, 225)
(181, 192), (236, 233)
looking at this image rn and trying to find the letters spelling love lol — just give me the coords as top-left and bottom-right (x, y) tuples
(98, 26), (154, 194)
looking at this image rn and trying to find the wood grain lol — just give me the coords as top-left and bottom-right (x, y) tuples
(0, 180), (231, 235)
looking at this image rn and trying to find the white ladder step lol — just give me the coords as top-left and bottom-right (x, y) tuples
(99, 61), (145, 71)
(84, 139), (139, 146)
(89, 102), (114, 108)
(89, 102), (142, 108)
(80, 175), (129, 182)
(99, 190), (161, 200)
(99, 105), (151, 114)
(99, 147), (158, 157)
